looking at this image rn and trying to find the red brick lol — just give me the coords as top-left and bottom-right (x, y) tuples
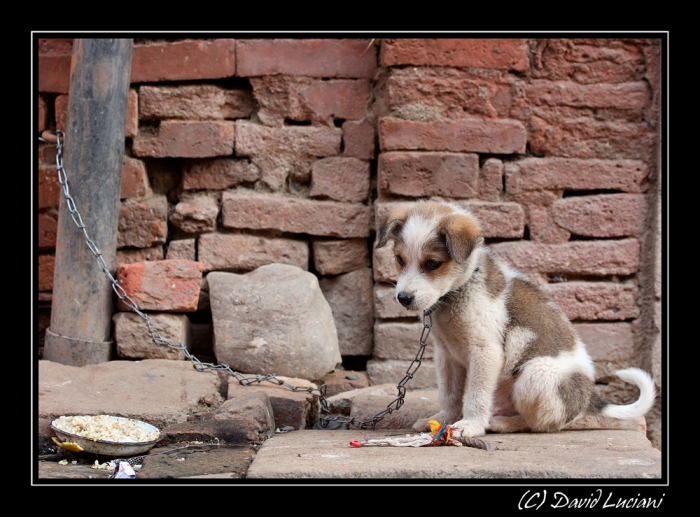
(384, 67), (513, 119)
(139, 84), (255, 120)
(310, 157), (370, 203)
(170, 195), (219, 234)
(116, 259), (204, 312)
(373, 241), (397, 283)
(530, 39), (646, 84)
(198, 232), (309, 272)
(342, 119), (376, 159)
(38, 96), (47, 133)
(221, 192), (371, 238)
(288, 80), (371, 124)
(490, 239), (640, 277)
(38, 163), (60, 209)
(378, 151), (479, 198)
(574, 322), (635, 379)
(312, 239), (369, 275)
(381, 38), (529, 71)
(116, 246), (164, 267)
(38, 254), (55, 292)
(528, 116), (654, 160)
(374, 322), (434, 360)
(38, 53), (71, 93)
(379, 116), (526, 154)
(235, 121), (341, 157)
(480, 158), (504, 201)
(38, 211), (58, 250)
(54, 95), (68, 131)
(552, 194), (646, 237)
(236, 39), (377, 78)
(544, 282), (639, 321)
(120, 155), (151, 199)
(132, 120), (234, 158)
(131, 39), (236, 82)
(166, 239), (196, 261)
(117, 195), (168, 248)
(505, 158), (648, 194)
(526, 80), (649, 110)
(182, 158), (259, 190)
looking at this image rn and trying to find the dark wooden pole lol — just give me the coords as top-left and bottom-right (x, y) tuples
(44, 39), (133, 366)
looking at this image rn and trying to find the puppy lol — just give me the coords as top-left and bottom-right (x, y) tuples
(376, 200), (656, 439)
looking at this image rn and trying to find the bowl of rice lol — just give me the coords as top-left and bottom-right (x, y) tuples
(50, 415), (161, 456)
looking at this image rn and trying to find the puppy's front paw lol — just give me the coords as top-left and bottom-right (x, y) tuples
(413, 418), (432, 432)
(451, 420), (486, 439)
(413, 411), (459, 432)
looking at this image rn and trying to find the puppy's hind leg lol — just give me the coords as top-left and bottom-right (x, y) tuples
(488, 415), (532, 433)
(413, 344), (465, 432)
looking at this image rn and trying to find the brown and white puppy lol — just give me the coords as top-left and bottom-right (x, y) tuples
(376, 200), (656, 439)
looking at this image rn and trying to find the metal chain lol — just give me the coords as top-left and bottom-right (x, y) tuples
(41, 129), (429, 430)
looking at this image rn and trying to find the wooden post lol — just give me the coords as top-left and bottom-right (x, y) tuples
(44, 39), (133, 366)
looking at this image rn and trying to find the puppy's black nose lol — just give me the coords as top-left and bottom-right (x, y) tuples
(397, 292), (414, 307)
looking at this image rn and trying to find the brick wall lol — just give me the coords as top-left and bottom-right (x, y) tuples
(35, 37), (664, 447)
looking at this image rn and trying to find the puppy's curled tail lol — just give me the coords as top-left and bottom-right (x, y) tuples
(600, 368), (656, 420)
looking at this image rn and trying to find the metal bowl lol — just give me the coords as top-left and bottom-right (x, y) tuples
(50, 415), (161, 457)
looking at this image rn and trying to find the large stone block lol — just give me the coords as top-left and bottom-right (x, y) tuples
(113, 312), (192, 360)
(208, 264), (341, 381)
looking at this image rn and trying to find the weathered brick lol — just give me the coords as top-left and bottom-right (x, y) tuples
(373, 242), (397, 283)
(384, 67), (515, 120)
(530, 39), (646, 84)
(182, 158), (259, 190)
(552, 194), (646, 237)
(378, 152), (479, 198)
(38, 254), (54, 292)
(312, 238), (369, 276)
(288, 79), (371, 124)
(379, 116), (527, 154)
(170, 195), (219, 234)
(480, 158), (504, 201)
(131, 39), (236, 82)
(236, 39), (377, 78)
(544, 282), (639, 321)
(490, 239), (640, 277)
(132, 121), (235, 158)
(38, 51), (71, 93)
(38, 96), (47, 133)
(381, 38), (529, 71)
(235, 120), (341, 157)
(121, 155), (152, 199)
(116, 246), (164, 267)
(55, 90), (139, 137)
(221, 192), (371, 238)
(505, 158), (648, 195)
(310, 157), (370, 203)
(38, 211), (58, 250)
(198, 232), (309, 272)
(159, 241), (190, 264)
(319, 268), (374, 356)
(374, 322), (433, 360)
(526, 80), (649, 110)
(114, 312), (192, 360)
(117, 195), (168, 249)
(317, 370), (370, 398)
(342, 119), (376, 159)
(528, 117), (654, 160)
(574, 322), (635, 380)
(366, 358), (436, 389)
(38, 163), (60, 209)
(139, 84), (255, 120)
(116, 259), (204, 312)
(374, 284), (420, 320)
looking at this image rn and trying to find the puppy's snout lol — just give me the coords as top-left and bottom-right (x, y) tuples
(397, 292), (414, 307)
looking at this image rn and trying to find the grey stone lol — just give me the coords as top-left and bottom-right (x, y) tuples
(208, 264), (341, 380)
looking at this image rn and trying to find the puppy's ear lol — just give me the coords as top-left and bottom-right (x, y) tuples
(440, 214), (483, 264)
(376, 206), (409, 249)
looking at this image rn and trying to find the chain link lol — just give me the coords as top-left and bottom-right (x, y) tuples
(42, 130), (429, 430)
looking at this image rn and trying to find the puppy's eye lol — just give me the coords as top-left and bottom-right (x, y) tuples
(425, 259), (441, 271)
(396, 255), (405, 267)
